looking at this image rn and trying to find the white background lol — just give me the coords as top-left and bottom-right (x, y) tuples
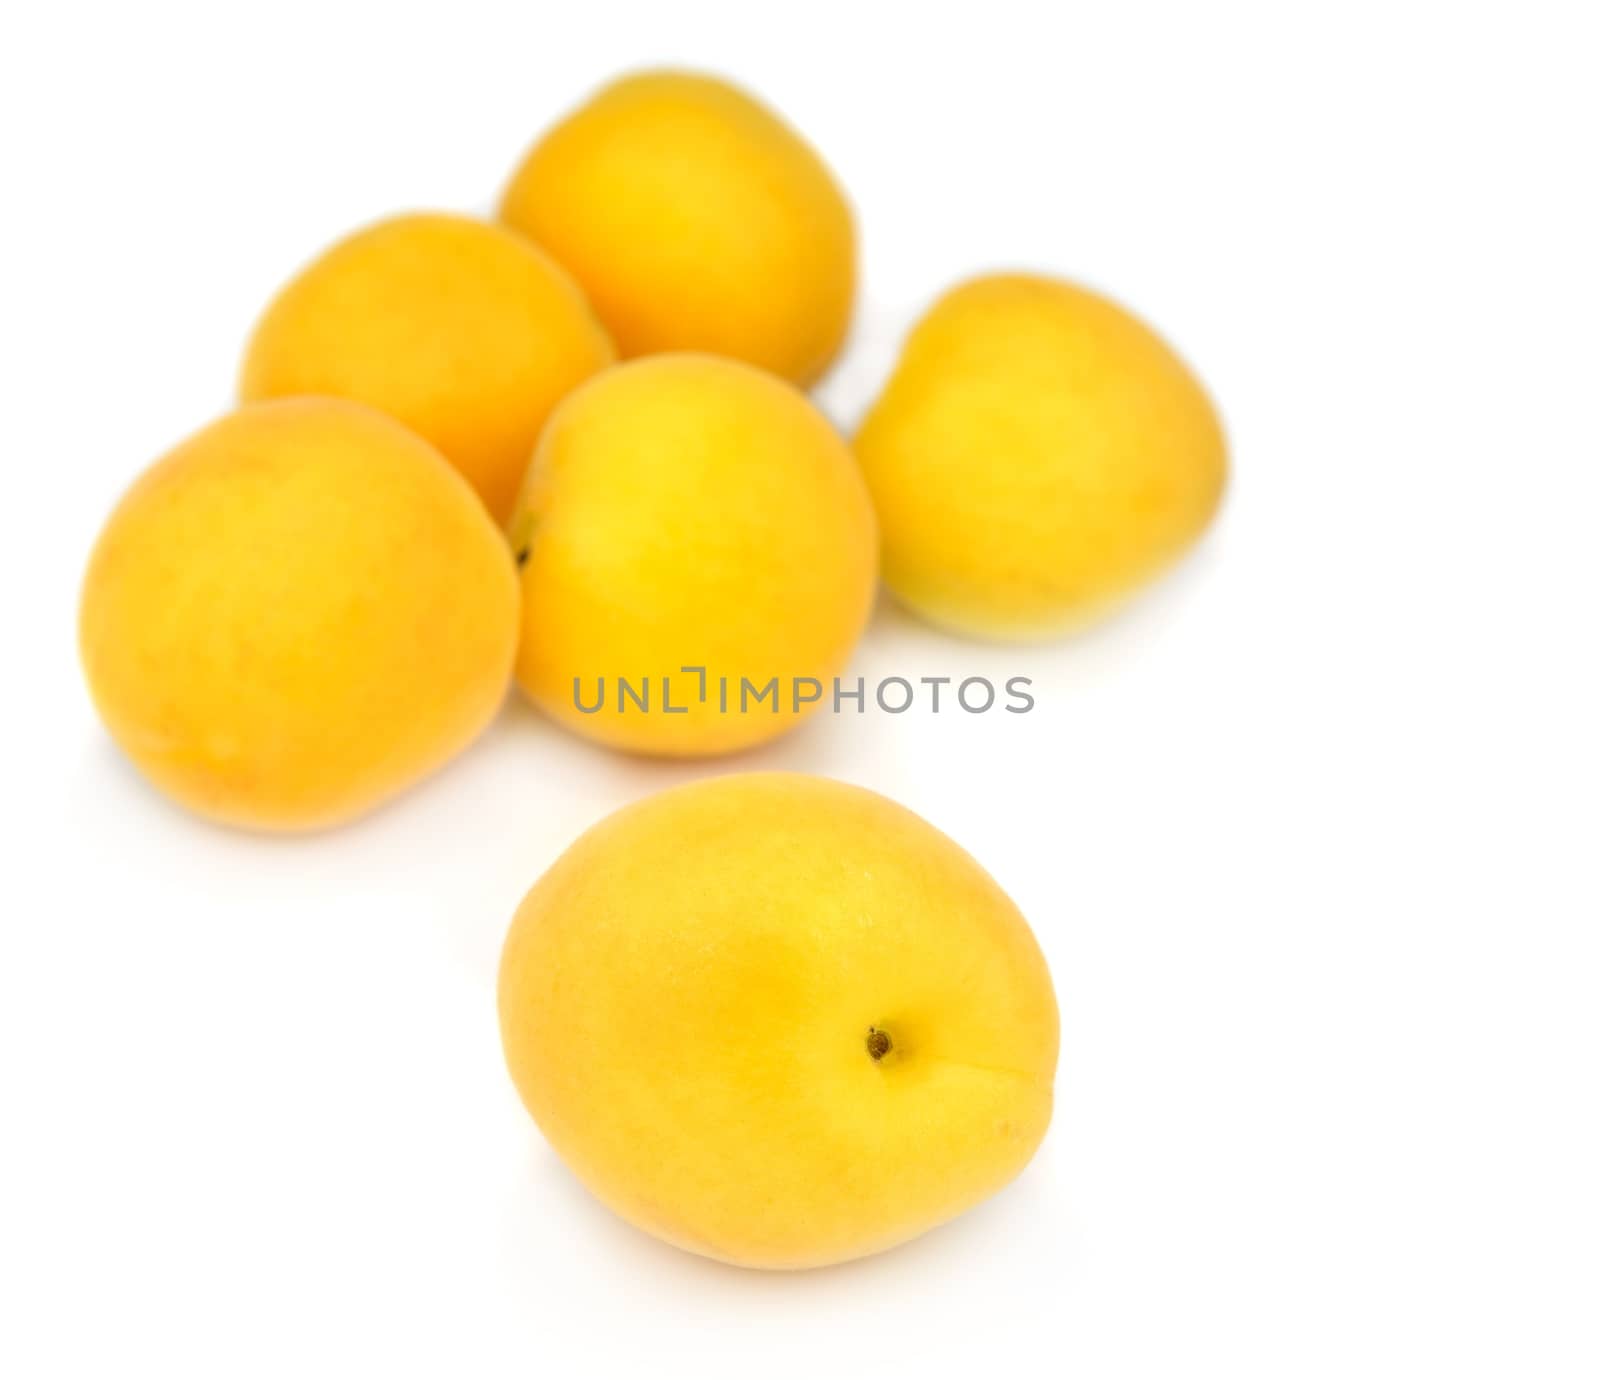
(3, 2), (1597, 1375)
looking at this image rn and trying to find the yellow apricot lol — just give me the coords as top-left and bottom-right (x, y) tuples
(856, 273), (1228, 639)
(509, 354), (877, 756)
(499, 70), (854, 385)
(79, 399), (519, 830)
(499, 772), (1059, 1269)
(240, 212), (614, 521)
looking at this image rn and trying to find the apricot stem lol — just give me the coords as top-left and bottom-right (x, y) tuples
(866, 1027), (892, 1061)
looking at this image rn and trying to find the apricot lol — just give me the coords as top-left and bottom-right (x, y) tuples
(240, 213), (614, 521)
(498, 772), (1059, 1268)
(499, 71), (854, 385)
(856, 273), (1227, 638)
(509, 354), (876, 756)
(79, 399), (519, 829)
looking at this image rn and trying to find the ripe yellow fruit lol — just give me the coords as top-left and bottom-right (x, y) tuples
(239, 212), (614, 522)
(510, 354), (877, 756)
(856, 273), (1228, 639)
(498, 772), (1058, 1269)
(79, 399), (520, 831)
(498, 70), (855, 386)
